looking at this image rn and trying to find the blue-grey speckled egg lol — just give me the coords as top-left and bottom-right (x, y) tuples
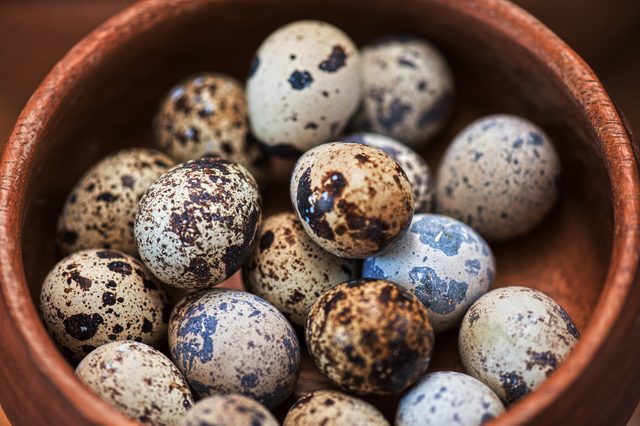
(360, 36), (454, 149)
(396, 371), (505, 426)
(344, 133), (435, 212)
(459, 286), (580, 404)
(436, 114), (560, 241)
(168, 288), (300, 408)
(247, 20), (362, 158)
(363, 214), (495, 332)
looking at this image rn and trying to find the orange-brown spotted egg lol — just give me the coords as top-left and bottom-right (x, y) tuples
(154, 73), (268, 183)
(243, 212), (357, 326)
(290, 142), (414, 259)
(306, 279), (434, 395)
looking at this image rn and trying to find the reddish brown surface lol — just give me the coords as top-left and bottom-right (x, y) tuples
(0, 0), (639, 425)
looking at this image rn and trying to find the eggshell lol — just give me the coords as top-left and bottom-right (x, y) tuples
(344, 132), (435, 212)
(360, 36), (454, 149)
(39, 249), (170, 360)
(436, 114), (561, 241)
(396, 371), (505, 426)
(306, 279), (434, 395)
(290, 142), (414, 259)
(362, 214), (495, 332)
(168, 288), (300, 407)
(154, 73), (268, 182)
(76, 341), (193, 425)
(57, 148), (175, 256)
(135, 157), (262, 289)
(284, 390), (389, 426)
(243, 212), (357, 326)
(179, 394), (278, 426)
(247, 20), (362, 157)
(459, 286), (580, 404)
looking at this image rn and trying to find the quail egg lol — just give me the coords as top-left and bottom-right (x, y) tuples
(396, 371), (505, 426)
(247, 20), (362, 157)
(154, 73), (268, 182)
(57, 148), (175, 256)
(344, 132), (435, 212)
(283, 390), (389, 426)
(306, 279), (434, 395)
(179, 394), (278, 426)
(243, 211), (357, 326)
(459, 286), (580, 404)
(76, 341), (193, 425)
(135, 157), (262, 289)
(362, 214), (495, 332)
(290, 142), (414, 259)
(40, 249), (170, 360)
(436, 114), (561, 241)
(168, 288), (300, 407)
(360, 36), (454, 149)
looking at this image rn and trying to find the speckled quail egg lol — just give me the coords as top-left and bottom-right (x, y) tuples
(283, 390), (389, 426)
(459, 286), (580, 404)
(179, 394), (278, 426)
(360, 36), (454, 149)
(135, 157), (262, 289)
(243, 212), (357, 326)
(396, 371), (505, 426)
(76, 341), (193, 425)
(343, 132), (435, 212)
(436, 114), (561, 241)
(290, 142), (414, 259)
(168, 288), (300, 407)
(57, 148), (175, 256)
(247, 20), (362, 157)
(39, 249), (170, 360)
(154, 73), (268, 182)
(306, 279), (434, 395)
(362, 214), (495, 332)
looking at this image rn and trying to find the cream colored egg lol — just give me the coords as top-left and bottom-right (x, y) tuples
(284, 390), (389, 426)
(459, 286), (579, 404)
(40, 249), (170, 360)
(76, 341), (193, 425)
(247, 20), (362, 157)
(179, 394), (278, 426)
(243, 212), (357, 325)
(57, 148), (175, 256)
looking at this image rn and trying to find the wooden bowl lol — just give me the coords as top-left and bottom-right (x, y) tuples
(1, 0), (639, 424)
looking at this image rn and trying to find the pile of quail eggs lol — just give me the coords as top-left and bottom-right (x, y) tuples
(41, 19), (578, 426)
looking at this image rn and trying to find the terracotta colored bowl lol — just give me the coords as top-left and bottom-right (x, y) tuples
(1, 0), (639, 424)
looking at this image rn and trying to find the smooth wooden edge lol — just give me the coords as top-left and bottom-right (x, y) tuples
(0, 0), (638, 424)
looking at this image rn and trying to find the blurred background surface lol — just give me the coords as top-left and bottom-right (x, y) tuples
(0, 0), (638, 424)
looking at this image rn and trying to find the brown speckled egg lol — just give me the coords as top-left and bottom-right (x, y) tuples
(283, 390), (389, 426)
(459, 286), (580, 404)
(168, 288), (300, 407)
(76, 341), (194, 425)
(154, 73), (268, 182)
(306, 279), (434, 395)
(135, 157), (262, 289)
(57, 148), (175, 256)
(243, 212), (357, 325)
(290, 142), (414, 259)
(39, 249), (170, 360)
(179, 394), (278, 426)
(247, 20), (362, 157)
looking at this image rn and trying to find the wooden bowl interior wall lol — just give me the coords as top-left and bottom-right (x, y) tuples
(10, 0), (623, 423)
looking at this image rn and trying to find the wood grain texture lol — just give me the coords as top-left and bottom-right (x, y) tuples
(0, 0), (638, 425)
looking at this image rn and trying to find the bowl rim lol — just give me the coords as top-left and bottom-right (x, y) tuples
(1, 0), (639, 424)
